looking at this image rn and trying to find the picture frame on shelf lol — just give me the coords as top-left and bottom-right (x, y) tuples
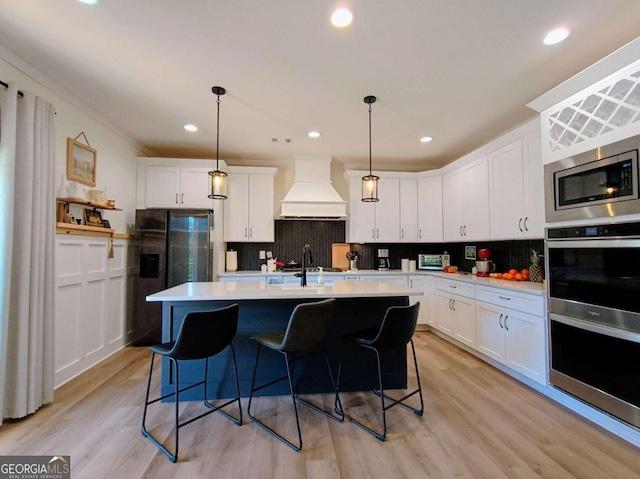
(84, 209), (103, 227)
(101, 219), (111, 229)
(67, 137), (97, 187)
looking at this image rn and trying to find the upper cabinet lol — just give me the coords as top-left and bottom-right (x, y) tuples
(223, 167), (276, 242)
(443, 157), (490, 241)
(144, 166), (214, 209)
(417, 176), (443, 242)
(346, 176), (401, 243)
(489, 131), (544, 240)
(399, 179), (418, 242)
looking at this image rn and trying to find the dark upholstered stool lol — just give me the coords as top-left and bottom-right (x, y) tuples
(336, 302), (423, 441)
(141, 304), (242, 462)
(247, 298), (344, 451)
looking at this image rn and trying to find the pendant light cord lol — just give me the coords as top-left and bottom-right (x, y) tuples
(216, 94), (221, 170)
(368, 103), (372, 175)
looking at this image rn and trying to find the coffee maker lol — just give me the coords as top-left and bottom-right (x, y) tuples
(377, 248), (391, 271)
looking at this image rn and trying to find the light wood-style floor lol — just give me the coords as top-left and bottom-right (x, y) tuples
(1, 331), (638, 478)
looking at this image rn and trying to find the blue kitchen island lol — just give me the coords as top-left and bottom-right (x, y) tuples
(146, 280), (420, 400)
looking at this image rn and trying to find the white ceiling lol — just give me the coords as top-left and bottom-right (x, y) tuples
(2, 0), (640, 171)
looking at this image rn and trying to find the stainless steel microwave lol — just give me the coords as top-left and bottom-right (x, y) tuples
(418, 253), (450, 270)
(544, 134), (640, 223)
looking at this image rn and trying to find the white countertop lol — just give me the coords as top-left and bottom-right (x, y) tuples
(147, 279), (420, 302)
(218, 269), (546, 295)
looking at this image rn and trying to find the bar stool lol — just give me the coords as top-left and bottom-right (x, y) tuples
(141, 304), (242, 462)
(336, 302), (423, 441)
(247, 298), (344, 451)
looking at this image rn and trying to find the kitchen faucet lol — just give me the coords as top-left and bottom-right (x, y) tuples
(300, 244), (313, 287)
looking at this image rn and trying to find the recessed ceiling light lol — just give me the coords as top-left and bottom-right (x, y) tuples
(78, 0), (99, 4)
(331, 7), (354, 28)
(543, 28), (570, 45)
(308, 131), (321, 138)
(420, 136), (433, 143)
(184, 124), (198, 132)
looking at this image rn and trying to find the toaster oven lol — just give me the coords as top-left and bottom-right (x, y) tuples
(417, 253), (450, 270)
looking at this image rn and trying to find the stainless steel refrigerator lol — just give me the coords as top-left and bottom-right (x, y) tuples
(132, 209), (214, 345)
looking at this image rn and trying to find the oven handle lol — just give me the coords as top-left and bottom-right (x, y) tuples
(550, 313), (640, 344)
(546, 239), (640, 248)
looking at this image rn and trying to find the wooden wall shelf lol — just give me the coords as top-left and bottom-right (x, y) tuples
(56, 197), (122, 211)
(56, 222), (115, 237)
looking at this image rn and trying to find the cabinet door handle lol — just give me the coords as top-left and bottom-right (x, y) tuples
(524, 217), (528, 231)
(401, 229), (404, 239)
(498, 313), (504, 328)
(449, 284), (457, 289)
(451, 299), (456, 311)
(459, 226), (463, 236)
(244, 227), (248, 238)
(372, 228), (375, 239)
(175, 193), (179, 204)
(419, 228), (422, 239)
(498, 295), (511, 301)
(448, 298), (453, 309)
(463, 225), (467, 236)
(504, 315), (509, 331)
(249, 227), (252, 238)
(376, 229), (379, 238)
(518, 218), (523, 232)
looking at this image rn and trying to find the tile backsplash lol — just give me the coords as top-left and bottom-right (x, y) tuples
(227, 220), (544, 273)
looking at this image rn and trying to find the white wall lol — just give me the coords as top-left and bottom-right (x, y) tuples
(1, 46), (142, 386)
(0, 46), (143, 232)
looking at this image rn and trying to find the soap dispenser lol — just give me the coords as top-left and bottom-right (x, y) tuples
(317, 266), (324, 285)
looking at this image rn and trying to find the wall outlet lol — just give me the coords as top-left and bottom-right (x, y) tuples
(259, 250), (266, 259)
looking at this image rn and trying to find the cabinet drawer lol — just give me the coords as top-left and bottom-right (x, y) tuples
(435, 277), (475, 299)
(476, 285), (544, 316)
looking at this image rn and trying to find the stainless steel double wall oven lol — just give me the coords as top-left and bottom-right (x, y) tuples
(545, 134), (640, 429)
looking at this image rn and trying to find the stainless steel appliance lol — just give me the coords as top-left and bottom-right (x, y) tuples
(417, 253), (450, 271)
(132, 209), (214, 345)
(546, 221), (640, 428)
(544, 134), (640, 223)
(377, 248), (390, 271)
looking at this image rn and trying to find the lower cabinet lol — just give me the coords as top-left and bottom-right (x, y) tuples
(409, 275), (435, 325)
(435, 291), (475, 347)
(475, 300), (546, 385)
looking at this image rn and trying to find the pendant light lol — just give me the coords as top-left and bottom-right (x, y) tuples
(208, 86), (228, 199)
(362, 95), (379, 202)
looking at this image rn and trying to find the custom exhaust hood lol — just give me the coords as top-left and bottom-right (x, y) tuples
(280, 155), (347, 219)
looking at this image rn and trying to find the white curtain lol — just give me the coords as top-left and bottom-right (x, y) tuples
(0, 83), (56, 424)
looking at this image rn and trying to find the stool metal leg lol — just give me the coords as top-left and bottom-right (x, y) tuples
(203, 345), (243, 426)
(248, 347), (343, 451)
(338, 339), (424, 442)
(142, 347), (244, 462)
(141, 354), (180, 462)
(248, 346), (303, 451)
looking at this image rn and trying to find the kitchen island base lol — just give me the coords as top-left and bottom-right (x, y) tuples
(157, 296), (409, 400)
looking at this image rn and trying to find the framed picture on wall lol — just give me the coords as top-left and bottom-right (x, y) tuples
(67, 137), (97, 187)
(83, 209), (103, 227)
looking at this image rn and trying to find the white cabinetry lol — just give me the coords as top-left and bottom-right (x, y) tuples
(434, 277), (476, 347)
(488, 132), (543, 239)
(223, 168), (276, 242)
(409, 275), (435, 326)
(417, 176), (443, 242)
(399, 179), (418, 242)
(475, 286), (546, 385)
(347, 177), (400, 243)
(443, 157), (490, 241)
(145, 166), (213, 209)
